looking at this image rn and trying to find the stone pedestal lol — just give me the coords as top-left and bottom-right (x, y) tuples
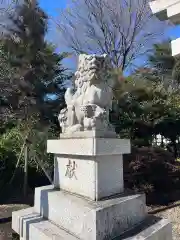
(49, 138), (130, 200)
(12, 137), (172, 240)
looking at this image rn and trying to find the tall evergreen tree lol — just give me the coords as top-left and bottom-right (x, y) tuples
(149, 42), (180, 86)
(149, 43), (175, 76)
(1, 0), (69, 127)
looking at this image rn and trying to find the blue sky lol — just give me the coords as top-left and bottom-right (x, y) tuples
(38, 0), (180, 73)
(39, 0), (66, 43)
(39, 0), (180, 43)
(39, 0), (77, 70)
(39, 0), (66, 16)
(169, 26), (180, 40)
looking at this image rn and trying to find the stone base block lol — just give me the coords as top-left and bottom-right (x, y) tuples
(29, 219), (78, 240)
(54, 154), (124, 200)
(48, 138), (130, 200)
(12, 207), (43, 239)
(119, 216), (172, 240)
(47, 138), (130, 156)
(34, 185), (147, 240)
(12, 207), (172, 240)
(59, 130), (117, 139)
(12, 207), (77, 240)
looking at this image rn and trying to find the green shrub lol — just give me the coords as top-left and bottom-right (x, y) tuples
(0, 125), (55, 202)
(0, 127), (24, 189)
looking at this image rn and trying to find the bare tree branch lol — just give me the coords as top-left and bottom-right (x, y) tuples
(56, 0), (167, 72)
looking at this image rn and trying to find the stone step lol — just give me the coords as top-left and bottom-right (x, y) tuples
(12, 207), (43, 239)
(12, 207), (172, 240)
(29, 220), (78, 240)
(34, 185), (147, 240)
(12, 207), (78, 240)
(29, 217), (172, 240)
(119, 216), (172, 240)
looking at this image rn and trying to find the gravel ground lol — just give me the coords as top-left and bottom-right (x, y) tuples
(0, 204), (29, 240)
(154, 207), (180, 240)
(148, 203), (180, 240)
(0, 204), (29, 220)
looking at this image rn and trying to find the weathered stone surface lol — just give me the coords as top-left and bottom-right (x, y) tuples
(47, 138), (131, 156)
(12, 207), (42, 239)
(34, 186), (147, 240)
(13, 195), (171, 240)
(12, 207), (78, 240)
(47, 138), (130, 200)
(119, 216), (172, 240)
(54, 154), (124, 200)
(29, 220), (78, 240)
(59, 130), (116, 139)
(58, 54), (115, 134)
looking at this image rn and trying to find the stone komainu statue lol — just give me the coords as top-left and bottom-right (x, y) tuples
(58, 54), (114, 134)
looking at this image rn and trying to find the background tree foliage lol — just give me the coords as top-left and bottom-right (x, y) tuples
(109, 43), (180, 201)
(110, 42), (180, 148)
(1, 0), (69, 126)
(0, 0), (70, 200)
